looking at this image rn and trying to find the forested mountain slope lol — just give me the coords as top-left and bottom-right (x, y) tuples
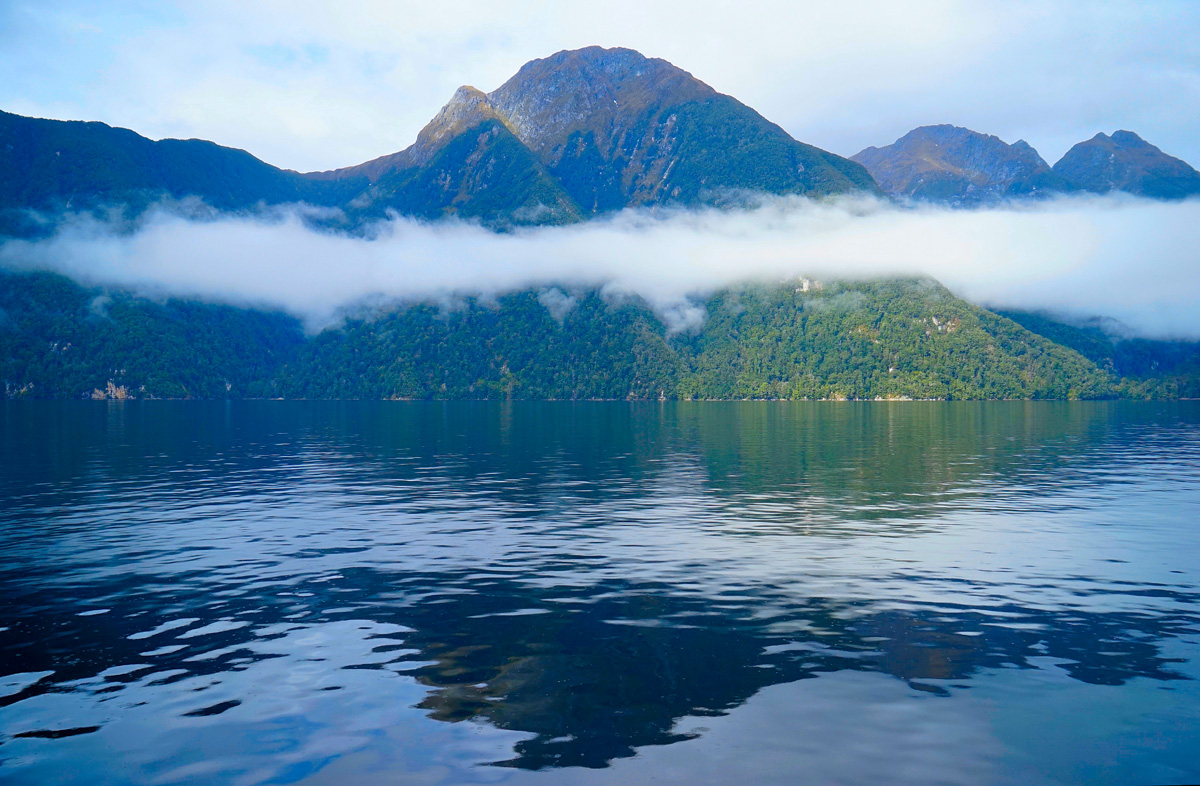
(997, 308), (1200, 398)
(3, 270), (1141, 401)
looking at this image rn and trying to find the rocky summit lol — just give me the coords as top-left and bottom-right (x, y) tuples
(851, 125), (1074, 205)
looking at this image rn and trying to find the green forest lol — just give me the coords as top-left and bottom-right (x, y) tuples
(2, 269), (1196, 401)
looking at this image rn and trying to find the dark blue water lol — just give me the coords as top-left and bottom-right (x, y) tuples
(1, 401), (1198, 785)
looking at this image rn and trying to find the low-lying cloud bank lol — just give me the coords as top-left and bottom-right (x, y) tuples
(2, 193), (1199, 339)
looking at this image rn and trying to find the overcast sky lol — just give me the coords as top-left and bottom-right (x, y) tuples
(2, 0), (1198, 173)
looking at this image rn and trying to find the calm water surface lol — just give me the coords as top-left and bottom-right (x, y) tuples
(1, 401), (1199, 785)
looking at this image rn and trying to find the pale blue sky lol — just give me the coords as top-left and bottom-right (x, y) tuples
(2, 0), (1198, 173)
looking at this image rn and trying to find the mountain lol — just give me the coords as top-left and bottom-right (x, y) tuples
(0, 109), (362, 235)
(1051, 130), (1200, 199)
(316, 46), (878, 219)
(851, 125), (1074, 204)
(7, 52), (1200, 229)
(0, 48), (878, 232)
(4, 269), (1137, 401)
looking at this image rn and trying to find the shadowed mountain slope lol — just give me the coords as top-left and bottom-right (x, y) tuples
(995, 308), (1200, 398)
(852, 125), (1074, 204)
(0, 110), (362, 229)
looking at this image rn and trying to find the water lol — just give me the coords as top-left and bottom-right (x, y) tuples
(1, 401), (1199, 785)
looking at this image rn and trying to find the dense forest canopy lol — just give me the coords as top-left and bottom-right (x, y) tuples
(3, 269), (1194, 401)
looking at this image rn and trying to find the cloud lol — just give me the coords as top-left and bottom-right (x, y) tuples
(2, 194), (1199, 339)
(536, 288), (578, 323)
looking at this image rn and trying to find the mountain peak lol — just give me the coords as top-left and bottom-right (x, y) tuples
(486, 46), (714, 159)
(1053, 130), (1200, 199)
(1109, 129), (1150, 148)
(852, 125), (1067, 204)
(448, 85), (488, 106)
(335, 45), (874, 215)
(9, 46), (875, 229)
(311, 85), (506, 181)
(406, 85), (503, 165)
(529, 45), (656, 73)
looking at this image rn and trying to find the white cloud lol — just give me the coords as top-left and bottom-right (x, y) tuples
(3, 194), (1199, 339)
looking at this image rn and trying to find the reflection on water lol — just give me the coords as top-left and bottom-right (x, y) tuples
(1, 402), (1199, 785)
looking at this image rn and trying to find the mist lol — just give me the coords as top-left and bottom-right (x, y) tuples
(2, 193), (1199, 339)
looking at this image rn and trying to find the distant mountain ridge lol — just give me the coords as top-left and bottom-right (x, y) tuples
(851, 125), (1075, 205)
(854, 125), (1200, 204)
(1052, 130), (1200, 200)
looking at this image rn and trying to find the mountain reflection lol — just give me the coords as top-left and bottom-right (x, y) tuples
(397, 578), (1198, 768)
(3, 565), (1196, 771)
(1, 401), (1198, 776)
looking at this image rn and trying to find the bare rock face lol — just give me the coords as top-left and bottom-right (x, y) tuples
(406, 86), (504, 166)
(852, 125), (1074, 205)
(486, 47), (713, 162)
(1052, 131), (1200, 199)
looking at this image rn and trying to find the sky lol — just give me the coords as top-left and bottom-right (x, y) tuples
(2, 0), (1199, 173)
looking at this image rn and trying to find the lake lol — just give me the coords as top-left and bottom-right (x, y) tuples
(1, 401), (1198, 785)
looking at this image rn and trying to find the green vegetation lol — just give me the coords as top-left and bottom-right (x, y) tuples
(10, 270), (1185, 402)
(997, 309), (1200, 398)
(281, 290), (678, 399)
(0, 271), (303, 398)
(678, 280), (1113, 400)
(659, 98), (878, 203)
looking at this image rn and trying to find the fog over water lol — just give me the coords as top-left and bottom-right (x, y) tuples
(2, 193), (1199, 338)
